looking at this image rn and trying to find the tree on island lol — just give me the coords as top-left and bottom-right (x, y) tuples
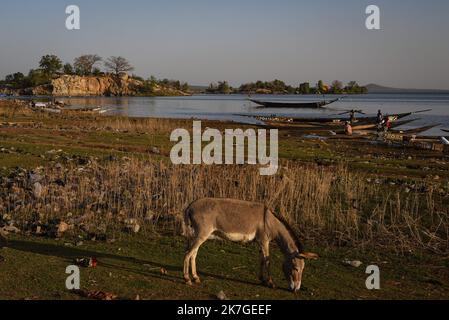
(39, 55), (63, 77)
(316, 80), (327, 94)
(298, 82), (310, 94)
(104, 56), (134, 75)
(63, 63), (74, 75)
(4, 72), (28, 89)
(331, 80), (343, 94)
(74, 54), (102, 76)
(207, 81), (232, 94)
(217, 81), (231, 94)
(181, 82), (190, 92)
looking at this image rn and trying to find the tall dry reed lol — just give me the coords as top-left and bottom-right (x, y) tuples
(2, 158), (447, 254)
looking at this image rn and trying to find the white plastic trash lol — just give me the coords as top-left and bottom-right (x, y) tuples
(441, 137), (449, 145)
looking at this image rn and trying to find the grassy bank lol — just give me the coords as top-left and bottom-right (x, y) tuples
(1, 234), (448, 300)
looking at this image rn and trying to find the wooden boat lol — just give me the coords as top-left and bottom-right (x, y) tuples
(351, 119), (419, 131)
(336, 119), (418, 131)
(243, 109), (431, 126)
(249, 98), (340, 109)
(390, 124), (440, 135)
(263, 118), (418, 131)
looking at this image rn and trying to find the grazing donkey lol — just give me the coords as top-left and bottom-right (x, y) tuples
(183, 198), (318, 292)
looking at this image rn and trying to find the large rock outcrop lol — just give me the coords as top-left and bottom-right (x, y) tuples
(2, 74), (190, 97)
(49, 74), (142, 96)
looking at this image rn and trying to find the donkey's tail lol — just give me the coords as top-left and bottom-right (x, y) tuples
(182, 206), (195, 238)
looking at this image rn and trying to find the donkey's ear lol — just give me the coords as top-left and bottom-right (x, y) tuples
(299, 252), (319, 260)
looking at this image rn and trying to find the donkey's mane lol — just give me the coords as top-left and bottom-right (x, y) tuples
(270, 209), (304, 253)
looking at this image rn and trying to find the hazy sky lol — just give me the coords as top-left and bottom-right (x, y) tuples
(1, 0), (448, 89)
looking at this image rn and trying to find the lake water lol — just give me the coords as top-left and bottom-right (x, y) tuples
(15, 94), (449, 136)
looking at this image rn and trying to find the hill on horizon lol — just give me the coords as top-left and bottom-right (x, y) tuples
(366, 84), (449, 94)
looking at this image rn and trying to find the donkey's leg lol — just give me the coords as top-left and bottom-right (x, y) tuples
(258, 243), (268, 283)
(183, 239), (195, 285)
(260, 241), (275, 289)
(190, 233), (211, 284)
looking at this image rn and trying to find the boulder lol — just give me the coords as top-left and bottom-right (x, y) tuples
(57, 221), (70, 235)
(33, 182), (43, 198)
(50, 75), (143, 96)
(124, 218), (141, 234)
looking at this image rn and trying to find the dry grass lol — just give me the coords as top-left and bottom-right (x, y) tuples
(2, 157), (448, 254)
(0, 100), (187, 133)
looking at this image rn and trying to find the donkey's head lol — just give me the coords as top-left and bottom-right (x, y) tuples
(283, 252), (319, 292)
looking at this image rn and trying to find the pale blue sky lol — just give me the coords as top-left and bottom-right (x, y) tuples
(0, 0), (448, 89)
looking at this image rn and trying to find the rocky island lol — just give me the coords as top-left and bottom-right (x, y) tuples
(0, 54), (191, 97)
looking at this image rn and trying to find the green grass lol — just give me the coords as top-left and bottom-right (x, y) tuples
(1, 234), (448, 300)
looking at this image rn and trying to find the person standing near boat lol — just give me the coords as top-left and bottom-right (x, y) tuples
(345, 121), (353, 136)
(349, 110), (357, 124)
(383, 117), (392, 133)
(376, 110), (384, 133)
(376, 110), (383, 124)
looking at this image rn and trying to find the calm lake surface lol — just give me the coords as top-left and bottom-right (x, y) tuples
(23, 94), (449, 136)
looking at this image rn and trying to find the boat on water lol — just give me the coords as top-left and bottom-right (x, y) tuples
(442, 129), (449, 133)
(249, 98), (341, 109)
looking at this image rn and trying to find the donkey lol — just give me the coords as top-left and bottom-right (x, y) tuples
(183, 198), (318, 292)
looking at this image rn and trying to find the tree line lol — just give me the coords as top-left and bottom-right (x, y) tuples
(206, 79), (368, 94)
(135, 75), (190, 95)
(0, 54), (192, 95)
(0, 54), (135, 90)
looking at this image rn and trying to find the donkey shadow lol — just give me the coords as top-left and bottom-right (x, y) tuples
(7, 239), (289, 291)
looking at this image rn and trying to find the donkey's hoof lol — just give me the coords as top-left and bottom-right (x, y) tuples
(193, 278), (201, 284)
(260, 279), (276, 289)
(185, 279), (193, 286)
(266, 280), (276, 289)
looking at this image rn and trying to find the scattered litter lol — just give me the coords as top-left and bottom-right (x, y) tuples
(160, 268), (168, 275)
(78, 290), (118, 301)
(124, 218), (141, 234)
(216, 290), (228, 301)
(74, 257), (98, 268)
(441, 137), (449, 145)
(343, 260), (363, 268)
(302, 134), (328, 140)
